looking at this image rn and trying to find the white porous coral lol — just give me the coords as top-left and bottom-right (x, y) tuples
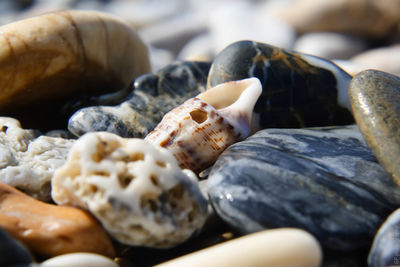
(51, 132), (208, 248)
(0, 117), (74, 201)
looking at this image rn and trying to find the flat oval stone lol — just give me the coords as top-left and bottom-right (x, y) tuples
(0, 10), (150, 131)
(155, 228), (322, 267)
(39, 253), (118, 267)
(207, 125), (400, 251)
(0, 227), (33, 267)
(0, 182), (115, 258)
(68, 61), (211, 138)
(349, 70), (400, 185)
(207, 40), (353, 130)
(368, 208), (400, 267)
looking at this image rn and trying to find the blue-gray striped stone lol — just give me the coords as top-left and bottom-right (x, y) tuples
(207, 125), (400, 251)
(368, 208), (400, 267)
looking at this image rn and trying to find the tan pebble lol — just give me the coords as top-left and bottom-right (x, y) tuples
(39, 253), (118, 267)
(155, 228), (322, 267)
(0, 182), (115, 258)
(0, 10), (150, 113)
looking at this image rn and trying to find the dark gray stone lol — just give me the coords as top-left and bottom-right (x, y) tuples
(368, 208), (400, 267)
(0, 227), (33, 266)
(68, 61), (211, 138)
(207, 40), (354, 129)
(207, 125), (400, 251)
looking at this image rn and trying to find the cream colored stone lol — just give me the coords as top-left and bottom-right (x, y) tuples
(0, 117), (74, 201)
(0, 182), (115, 258)
(52, 132), (208, 248)
(0, 10), (150, 113)
(39, 253), (118, 267)
(155, 228), (322, 267)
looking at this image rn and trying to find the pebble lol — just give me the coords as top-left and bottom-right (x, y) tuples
(0, 182), (115, 258)
(274, 0), (400, 39)
(68, 61), (211, 138)
(368, 208), (400, 267)
(208, 1), (296, 54)
(0, 10), (150, 130)
(0, 117), (74, 202)
(39, 252), (118, 267)
(0, 227), (33, 267)
(52, 132), (208, 248)
(155, 228), (322, 267)
(350, 45), (400, 76)
(293, 32), (367, 60)
(207, 40), (354, 130)
(207, 125), (400, 251)
(349, 70), (400, 185)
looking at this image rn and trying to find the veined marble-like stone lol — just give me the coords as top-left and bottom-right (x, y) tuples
(368, 208), (400, 267)
(208, 125), (399, 251)
(349, 70), (400, 185)
(68, 61), (211, 138)
(0, 117), (74, 201)
(207, 40), (353, 131)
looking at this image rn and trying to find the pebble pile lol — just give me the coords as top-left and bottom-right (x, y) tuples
(0, 0), (399, 266)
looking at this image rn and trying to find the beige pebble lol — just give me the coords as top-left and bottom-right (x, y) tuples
(0, 10), (150, 114)
(39, 253), (118, 267)
(155, 228), (322, 267)
(0, 182), (115, 258)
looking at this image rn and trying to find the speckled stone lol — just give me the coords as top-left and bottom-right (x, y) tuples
(207, 41), (354, 130)
(349, 70), (400, 185)
(368, 208), (400, 267)
(68, 61), (211, 138)
(207, 125), (400, 251)
(0, 227), (33, 267)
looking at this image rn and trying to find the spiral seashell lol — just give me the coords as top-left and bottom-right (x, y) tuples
(144, 78), (262, 174)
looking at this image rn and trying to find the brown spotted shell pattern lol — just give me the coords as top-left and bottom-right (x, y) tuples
(145, 78), (262, 174)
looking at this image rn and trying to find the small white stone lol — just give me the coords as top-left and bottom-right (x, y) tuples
(52, 132), (208, 248)
(39, 253), (117, 267)
(0, 117), (73, 201)
(294, 32), (367, 59)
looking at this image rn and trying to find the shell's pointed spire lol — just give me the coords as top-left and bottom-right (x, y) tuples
(145, 78), (262, 174)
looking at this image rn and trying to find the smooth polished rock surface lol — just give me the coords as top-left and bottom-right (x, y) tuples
(156, 228), (322, 267)
(0, 10), (150, 130)
(368, 208), (400, 267)
(39, 253), (118, 267)
(69, 61), (211, 138)
(349, 70), (400, 185)
(207, 40), (354, 130)
(0, 182), (115, 258)
(207, 125), (400, 251)
(0, 227), (33, 267)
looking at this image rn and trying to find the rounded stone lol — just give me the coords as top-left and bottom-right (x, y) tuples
(349, 70), (400, 185)
(368, 208), (400, 267)
(207, 125), (400, 251)
(0, 227), (33, 267)
(207, 40), (353, 130)
(39, 253), (118, 267)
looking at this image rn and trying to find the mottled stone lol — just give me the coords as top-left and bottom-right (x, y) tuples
(69, 61), (211, 138)
(0, 10), (150, 130)
(368, 208), (400, 267)
(52, 132), (208, 248)
(0, 117), (74, 201)
(156, 228), (322, 267)
(349, 70), (400, 186)
(207, 125), (400, 251)
(0, 227), (33, 267)
(207, 41), (353, 131)
(0, 182), (115, 258)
